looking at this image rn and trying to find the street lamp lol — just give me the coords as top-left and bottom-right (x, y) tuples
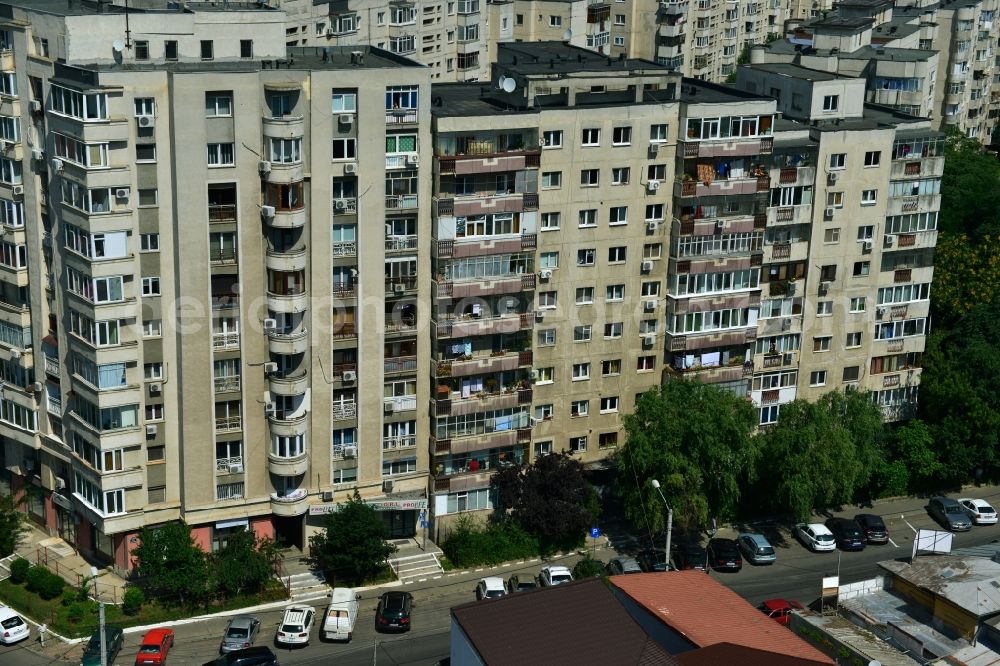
(650, 479), (673, 571)
(91, 566), (106, 666)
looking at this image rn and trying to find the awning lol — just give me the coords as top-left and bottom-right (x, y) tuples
(215, 518), (249, 530)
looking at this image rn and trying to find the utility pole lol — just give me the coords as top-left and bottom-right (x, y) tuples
(91, 567), (106, 666)
(651, 480), (673, 569)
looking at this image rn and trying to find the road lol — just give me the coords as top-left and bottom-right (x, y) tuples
(5, 494), (1000, 665)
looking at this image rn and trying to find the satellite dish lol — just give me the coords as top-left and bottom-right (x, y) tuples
(501, 77), (516, 93)
(562, 29), (573, 41)
(112, 39), (125, 53)
(497, 75), (509, 90)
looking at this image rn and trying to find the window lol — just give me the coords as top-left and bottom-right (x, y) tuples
(643, 243), (662, 259)
(824, 228), (840, 243)
(608, 246), (627, 263)
(331, 92), (357, 113)
(822, 95), (839, 111)
(574, 325), (592, 342)
(144, 363), (163, 380)
(580, 169), (599, 187)
(538, 291), (557, 309)
(648, 164), (666, 180)
(332, 138), (356, 160)
(813, 336), (831, 352)
(571, 400), (589, 417)
(609, 207), (627, 226)
(612, 126), (632, 145)
(535, 441), (552, 456)
(849, 297), (866, 312)
(549, 15), (562, 27)
(240, 40), (253, 59)
(820, 265), (837, 282)
(575, 287), (594, 305)
(134, 41), (149, 61)
(853, 261), (870, 277)
(827, 192), (844, 208)
(611, 167), (630, 185)
(829, 153), (846, 170)
(572, 363), (590, 381)
(759, 405), (780, 425)
(141, 277), (160, 296)
(570, 436), (588, 453)
(606, 284), (625, 301)
(541, 212), (561, 230)
(646, 204), (664, 221)
(141, 320), (162, 337)
(641, 282), (660, 297)
(864, 151), (881, 167)
(540, 252), (559, 269)
(846, 331), (862, 348)
(816, 301), (833, 316)
(207, 143), (235, 167)
(579, 209), (597, 228)
(650, 124), (668, 142)
(138, 189), (157, 206)
(581, 128), (600, 146)
(541, 171), (562, 189)
(809, 370), (827, 387)
(600, 396), (619, 413)
(577, 249), (595, 266)
(145, 404), (164, 421)
(861, 189), (877, 206)
(205, 92), (233, 117)
(536, 367), (554, 384)
(637, 356), (655, 372)
(134, 98), (156, 117)
(49, 84), (108, 121)
(140, 233), (159, 252)
(843, 366), (860, 382)
(858, 225), (874, 241)
(602, 359), (621, 376)
(200, 40), (214, 60)
(604, 322), (623, 339)
(136, 144), (156, 162)
(165, 40), (177, 61)
(543, 130), (562, 148)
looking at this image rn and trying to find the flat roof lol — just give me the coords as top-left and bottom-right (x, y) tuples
(879, 556), (1000, 617)
(810, 15), (875, 30)
(495, 41), (667, 75)
(0, 0), (275, 16)
(745, 62), (848, 82)
(835, 0), (893, 8)
(760, 39), (937, 63)
(680, 78), (774, 105)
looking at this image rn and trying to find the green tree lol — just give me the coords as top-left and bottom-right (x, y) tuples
(940, 128), (1000, 237)
(131, 521), (210, 606)
(0, 493), (25, 557)
(212, 530), (281, 597)
(886, 419), (942, 493)
(618, 381), (760, 532)
(309, 491), (397, 584)
(491, 452), (598, 554)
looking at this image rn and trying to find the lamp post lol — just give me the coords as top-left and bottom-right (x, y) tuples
(650, 479), (673, 570)
(91, 566), (106, 666)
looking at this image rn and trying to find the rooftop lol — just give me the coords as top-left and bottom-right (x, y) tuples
(760, 39), (938, 63)
(744, 62), (848, 82)
(495, 41), (666, 76)
(610, 571), (833, 664)
(451, 577), (679, 666)
(680, 78), (774, 105)
(809, 15), (875, 30)
(879, 556), (1000, 617)
(0, 0), (274, 16)
(835, 0), (893, 9)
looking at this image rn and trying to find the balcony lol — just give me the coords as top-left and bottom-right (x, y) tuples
(434, 388), (532, 417)
(665, 361), (751, 385)
(434, 449), (524, 490)
(267, 328), (309, 355)
(435, 350), (532, 378)
(44, 355), (60, 377)
(270, 489), (308, 517)
(386, 236), (418, 253)
(331, 240), (357, 257)
(332, 197), (357, 217)
(386, 109), (418, 125)
(754, 351), (797, 372)
(437, 234), (536, 259)
(667, 327), (756, 352)
(435, 192), (537, 218)
(46, 395), (62, 416)
(268, 451), (309, 477)
(674, 175), (769, 199)
(436, 274), (534, 299)
(886, 230), (937, 251)
(269, 206), (306, 229)
(332, 401), (357, 421)
(215, 457), (244, 474)
(213, 376), (241, 393)
(208, 204), (237, 224)
(886, 193), (941, 216)
(270, 370), (309, 396)
(438, 152), (540, 175)
(680, 136), (773, 159)
(265, 246), (307, 272)
(266, 289), (309, 314)
(385, 317), (417, 337)
(267, 410), (309, 438)
(262, 114), (304, 139)
(215, 415), (242, 432)
(332, 322), (356, 340)
(211, 295), (240, 311)
(436, 311), (534, 339)
(383, 435), (417, 450)
(890, 156), (944, 179)
(385, 275), (419, 296)
(384, 356), (416, 375)
(386, 153), (419, 170)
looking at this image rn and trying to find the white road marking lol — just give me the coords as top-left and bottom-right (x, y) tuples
(888, 537), (899, 548)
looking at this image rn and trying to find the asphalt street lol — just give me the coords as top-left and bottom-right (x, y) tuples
(6, 488), (1000, 665)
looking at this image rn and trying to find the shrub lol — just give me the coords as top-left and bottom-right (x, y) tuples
(441, 516), (539, 568)
(65, 600), (95, 624)
(25, 565), (48, 594)
(122, 586), (145, 615)
(38, 570), (65, 600)
(572, 555), (606, 580)
(9, 557), (29, 584)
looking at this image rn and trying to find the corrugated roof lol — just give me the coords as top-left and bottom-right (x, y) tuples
(610, 572), (833, 664)
(676, 643), (833, 666)
(451, 577), (679, 666)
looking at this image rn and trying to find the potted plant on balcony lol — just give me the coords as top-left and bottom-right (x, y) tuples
(437, 384), (451, 399)
(484, 377), (498, 394)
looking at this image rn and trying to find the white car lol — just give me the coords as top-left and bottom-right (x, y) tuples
(795, 523), (836, 552)
(275, 604), (315, 646)
(0, 605), (29, 645)
(959, 498), (999, 525)
(538, 565), (573, 587)
(475, 577), (507, 601)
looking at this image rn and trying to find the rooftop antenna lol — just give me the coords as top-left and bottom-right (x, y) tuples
(123, 0), (132, 49)
(562, 28), (573, 42)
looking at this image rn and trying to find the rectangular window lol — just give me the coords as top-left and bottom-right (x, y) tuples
(853, 261), (870, 277)
(332, 138), (357, 160)
(827, 192), (844, 208)
(541, 171), (562, 189)
(604, 322), (623, 339)
(205, 92), (233, 117)
(536, 367), (554, 384)
(581, 128), (600, 146)
(577, 249), (595, 266)
(637, 356), (655, 372)
(809, 370), (827, 387)
(538, 291), (557, 309)
(165, 40), (178, 61)
(572, 363), (590, 381)
(600, 396), (619, 413)
(861, 189), (877, 205)
(575, 287), (594, 305)
(824, 228), (840, 243)
(606, 284), (625, 301)
(141, 277), (160, 296)
(864, 151), (881, 167)
(609, 207), (627, 226)
(608, 246), (627, 263)
(571, 400), (589, 417)
(580, 169), (599, 186)
(541, 212), (560, 230)
(539, 252), (559, 269)
(570, 436), (587, 453)
(601, 359), (621, 376)
(611, 167), (630, 185)
(332, 92), (357, 113)
(140, 234), (159, 252)
(846, 331), (862, 348)
(134, 41), (149, 61)
(537, 329), (556, 346)
(543, 130), (562, 148)
(240, 40), (253, 59)
(612, 126), (632, 145)
(813, 336), (831, 352)
(574, 325), (592, 342)
(829, 153), (846, 170)
(579, 209), (597, 228)
(200, 40), (214, 60)
(823, 95), (839, 111)
(816, 301), (833, 316)
(207, 143), (235, 167)
(142, 319), (162, 337)
(849, 297), (866, 312)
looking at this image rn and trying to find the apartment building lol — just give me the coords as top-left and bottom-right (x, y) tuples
(0, 0), (432, 569)
(428, 42), (678, 533)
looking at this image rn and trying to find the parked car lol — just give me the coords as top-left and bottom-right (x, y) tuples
(636, 548), (671, 572)
(220, 616), (261, 654)
(825, 518), (866, 551)
(538, 565), (574, 587)
(321, 588), (359, 641)
(475, 577), (507, 600)
(794, 523), (836, 552)
(606, 557), (643, 576)
(81, 626), (125, 666)
(758, 599), (803, 626)
(275, 605), (314, 647)
(375, 591), (413, 632)
(706, 538), (743, 572)
(737, 533), (776, 565)
(202, 646), (279, 666)
(134, 628), (174, 665)
(0, 605), (29, 645)
(854, 514), (889, 544)
(671, 542), (707, 571)
(928, 496), (973, 531)
(506, 574), (537, 593)
(959, 498), (999, 525)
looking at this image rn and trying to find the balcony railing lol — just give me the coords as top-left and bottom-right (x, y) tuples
(213, 376), (241, 392)
(271, 488), (307, 503)
(44, 355), (60, 376)
(386, 109), (418, 125)
(385, 275), (419, 294)
(332, 241), (357, 256)
(216, 456), (244, 472)
(770, 242), (791, 259)
(385, 355), (417, 374)
(386, 236), (418, 252)
(383, 435), (417, 450)
(208, 204), (237, 223)
(332, 322), (356, 339)
(215, 415), (242, 432)
(47, 396), (62, 415)
(213, 332), (240, 349)
(332, 282), (358, 298)
(330, 363), (357, 380)
(332, 402), (357, 420)
(211, 295), (240, 311)
(386, 194), (419, 210)
(385, 396), (418, 412)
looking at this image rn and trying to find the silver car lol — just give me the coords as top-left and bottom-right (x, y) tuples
(219, 615), (261, 654)
(737, 533), (777, 565)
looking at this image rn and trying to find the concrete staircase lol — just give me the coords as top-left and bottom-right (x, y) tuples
(284, 570), (331, 602)
(389, 552), (444, 582)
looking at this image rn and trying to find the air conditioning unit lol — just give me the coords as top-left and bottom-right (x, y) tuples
(538, 137), (547, 147)
(260, 205), (276, 219)
(641, 260), (653, 273)
(343, 445), (357, 458)
(529, 369), (539, 380)
(338, 113), (354, 125)
(137, 114), (155, 128)
(876, 307), (886, 319)
(644, 299), (657, 311)
(148, 382), (162, 394)
(824, 207), (834, 219)
(265, 402), (276, 415)
(263, 318), (278, 330)
(31, 149), (44, 161)
(9, 348), (21, 359)
(11, 184), (22, 196)
(263, 362), (278, 374)
(30, 382), (43, 393)
(715, 219), (726, 231)
(642, 334), (656, 347)
(406, 153), (420, 166)
(646, 221), (658, 232)
(648, 142), (659, 154)
(55, 477), (66, 490)
(539, 269), (552, 280)
(146, 424), (158, 436)
(321, 491), (334, 501)
(384, 401), (394, 414)
(334, 198), (348, 212)
(392, 283), (406, 294)
(327, 27), (337, 36)
(884, 234), (894, 246)
(50, 158), (63, 172)
(819, 281), (830, 295)
(258, 160), (272, 174)
(863, 239), (874, 252)
(344, 162), (358, 174)
(342, 370), (357, 382)
(228, 464), (244, 474)
(115, 188), (129, 199)
(534, 310), (544, 321)
(382, 480), (394, 493)
(781, 317), (792, 331)
(827, 171), (839, 184)
(29, 100), (42, 114)
(646, 180), (661, 192)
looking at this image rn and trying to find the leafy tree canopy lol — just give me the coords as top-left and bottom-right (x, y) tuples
(131, 521), (209, 606)
(213, 530), (281, 597)
(0, 493), (25, 558)
(309, 491), (397, 584)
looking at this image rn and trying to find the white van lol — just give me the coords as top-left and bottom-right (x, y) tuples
(322, 588), (359, 641)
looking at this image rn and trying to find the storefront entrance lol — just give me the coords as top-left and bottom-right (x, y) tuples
(381, 510), (416, 539)
(274, 515), (305, 550)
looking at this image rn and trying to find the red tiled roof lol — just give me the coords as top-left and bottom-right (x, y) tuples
(610, 572), (833, 664)
(677, 642), (832, 666)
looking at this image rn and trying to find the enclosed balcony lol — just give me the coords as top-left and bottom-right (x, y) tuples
(264, 181), (306, 229)
(270, 369), (309, 397)
(270, 488), (308, 516)
(266, 270), (307, 313)
(265, 245), (307, 272)
(435, 349), (533, 378)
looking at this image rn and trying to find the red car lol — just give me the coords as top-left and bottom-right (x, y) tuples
(758, 599), (803, 626)
(134, 628), (174, 665)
